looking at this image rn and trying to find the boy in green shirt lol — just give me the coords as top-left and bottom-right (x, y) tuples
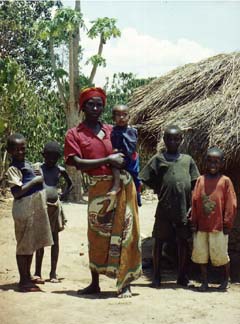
(140, 125), (199, 288)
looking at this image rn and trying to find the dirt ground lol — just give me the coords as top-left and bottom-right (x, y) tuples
(0, 196), (240, 324)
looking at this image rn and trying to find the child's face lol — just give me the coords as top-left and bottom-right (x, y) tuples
(206, 153), (223, 175)
(9, 139), (26, 162)
(43, 151), (60, 168)
(113, 106), (129, 127)
(163, 130), (182, 154)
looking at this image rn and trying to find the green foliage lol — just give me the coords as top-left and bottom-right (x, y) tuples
(35, 9), (121, 91)
(103, 73), (155, 123)
(88, 18), (121, 43)
(0, 58), (66, 176)
(36, 7), (84, 44)
(54, 68), (69, 79)
(0, 0), (62, 88)
(86, 55), (106, 68)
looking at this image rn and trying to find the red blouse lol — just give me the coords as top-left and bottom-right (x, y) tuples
(191, 175), (237, 232)
(64, 122), (113, 176)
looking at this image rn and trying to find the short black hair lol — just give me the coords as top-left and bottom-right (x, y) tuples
(207, 147), (224, 160)
(43, 141), (61, 155)
(7, 133), (25, 150)
(112, 104), (129, 113)
(164, 125), (182, 136)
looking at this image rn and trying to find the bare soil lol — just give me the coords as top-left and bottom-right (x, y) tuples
(0, 196), (240, 324)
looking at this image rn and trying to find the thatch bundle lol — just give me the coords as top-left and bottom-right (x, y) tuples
(129, 52), (240, 169)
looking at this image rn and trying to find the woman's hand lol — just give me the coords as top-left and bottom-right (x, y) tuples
(108, 153), (125, 168)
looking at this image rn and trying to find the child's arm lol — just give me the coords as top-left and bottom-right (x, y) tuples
(188, 208), (197, 233)
(140, 154), (160, 192)
(189, 178), (201, 232)
(190, 158), (200, 188)
(122, 127), (138, 156)
(6, 166), (44, 199)
(59, 166), (73, 200)
(191, 179), (197, 190)
(11, 176), (43, 199)
(223, 178), (237, 234)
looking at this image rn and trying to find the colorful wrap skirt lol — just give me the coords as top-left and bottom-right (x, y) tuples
(87, 171), (142, 291)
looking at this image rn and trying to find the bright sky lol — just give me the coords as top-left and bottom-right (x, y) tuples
(63, 0), (240, 85)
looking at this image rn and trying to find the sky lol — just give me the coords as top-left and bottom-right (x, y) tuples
(62, 0), (240, 86)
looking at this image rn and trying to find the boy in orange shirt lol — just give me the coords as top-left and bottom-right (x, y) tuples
(190, 147), (237, 291)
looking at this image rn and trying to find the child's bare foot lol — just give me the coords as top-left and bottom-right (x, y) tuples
(150, 279), (161, 288)
(31, 276), (45, 284)
(77, 283), (101, 295)
(118, 285), (132, 298)
(49, 277), (60, 283)
(177, 275), (190, 287)
(198, 282), (209, 292)
(49, 272), (60, 283)
(218, 280), (229, 291)
(107, 187), (121, 196)
(79, 199), (88, 205)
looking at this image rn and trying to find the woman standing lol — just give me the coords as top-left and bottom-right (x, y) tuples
(64, 87), (142, 297)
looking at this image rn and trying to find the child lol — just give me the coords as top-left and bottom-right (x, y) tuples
(190, 147), (237, 291)
(34, 141), (73, 283)
(140, 125), (199, 288)
(6, 133), (53, 292)
(108, 104), (142, 206)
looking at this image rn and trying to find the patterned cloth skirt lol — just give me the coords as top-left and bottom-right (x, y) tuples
(12, 190), (53, 255)
(87, 171), (142, 291)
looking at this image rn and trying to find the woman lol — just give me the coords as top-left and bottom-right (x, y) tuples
(64, 87), (142, 298)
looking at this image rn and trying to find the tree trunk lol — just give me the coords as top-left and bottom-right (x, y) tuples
(66, 0), (86, 203)
(66, 166), (86, 203)
(89, 33), (104, 85)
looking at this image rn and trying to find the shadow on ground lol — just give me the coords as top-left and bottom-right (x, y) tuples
(52, 290), (139, 299)
(141, 236), (231, 285)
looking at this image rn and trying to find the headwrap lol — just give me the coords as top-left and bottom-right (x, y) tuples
(79, 87), (106, 110)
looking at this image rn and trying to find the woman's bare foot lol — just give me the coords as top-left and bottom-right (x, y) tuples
(19, 282), (41, 292)
(77, 283), (101, 295)
(118, 285), (132, 298)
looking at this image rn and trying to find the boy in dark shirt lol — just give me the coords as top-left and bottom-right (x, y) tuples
(140, 125), (199, 288)
(34, 141), (73, 283)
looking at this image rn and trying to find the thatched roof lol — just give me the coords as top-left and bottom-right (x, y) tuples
(129, 52), (240, 169)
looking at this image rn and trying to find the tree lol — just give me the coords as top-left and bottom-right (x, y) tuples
(37, 3), (121, 127)
(36, 0), (121, 202)
(0, 0), (122, 202)
(0, 0), (62, 89)
(87, 17), (121, 85)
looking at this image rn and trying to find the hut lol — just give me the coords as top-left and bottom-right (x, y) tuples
(129, 52), (240, 281)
